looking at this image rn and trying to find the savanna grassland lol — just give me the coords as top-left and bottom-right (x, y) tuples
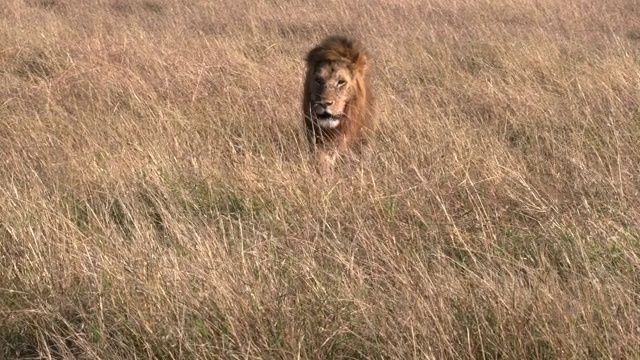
(1, 0), (640, 358)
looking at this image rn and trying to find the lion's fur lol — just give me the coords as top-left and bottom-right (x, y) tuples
(302, 36), (374, 169)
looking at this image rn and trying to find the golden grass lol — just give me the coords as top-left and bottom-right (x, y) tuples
(1, 0), (639, 358)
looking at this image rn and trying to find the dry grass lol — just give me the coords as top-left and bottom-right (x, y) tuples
(1, 0), (640, 358)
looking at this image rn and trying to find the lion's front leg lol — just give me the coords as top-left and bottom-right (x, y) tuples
(314, 147), (339, 175)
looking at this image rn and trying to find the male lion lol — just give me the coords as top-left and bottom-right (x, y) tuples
(302, 36), (374, 170)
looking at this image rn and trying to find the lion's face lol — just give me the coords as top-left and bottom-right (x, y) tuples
(309, 61), (355, 129)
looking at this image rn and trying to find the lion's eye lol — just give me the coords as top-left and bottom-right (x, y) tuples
(337, 79), (346, 87)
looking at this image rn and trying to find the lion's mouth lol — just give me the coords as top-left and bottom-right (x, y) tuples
(316, 112), (343, 129)
(317, 112), (339, 120)
(313, 103), (345, 129)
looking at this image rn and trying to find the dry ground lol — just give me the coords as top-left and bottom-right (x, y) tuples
(1, 0), (640, 358)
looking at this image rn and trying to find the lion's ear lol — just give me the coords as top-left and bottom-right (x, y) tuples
(352, 50), (369, 74)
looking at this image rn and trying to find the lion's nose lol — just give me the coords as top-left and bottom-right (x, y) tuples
(315, 100), (334, 107)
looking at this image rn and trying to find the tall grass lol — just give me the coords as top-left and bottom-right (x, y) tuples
(1, 0), (639, 358)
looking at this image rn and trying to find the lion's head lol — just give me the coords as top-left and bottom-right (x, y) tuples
(302, 36), (373, 155)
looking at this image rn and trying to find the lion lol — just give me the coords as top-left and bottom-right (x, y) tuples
(302, 36), (374, 171)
